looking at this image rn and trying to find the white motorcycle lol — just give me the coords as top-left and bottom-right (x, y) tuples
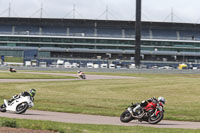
(0, 96), (34, 114)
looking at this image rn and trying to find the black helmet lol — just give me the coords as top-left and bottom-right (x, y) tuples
(30, 89), (36, 97)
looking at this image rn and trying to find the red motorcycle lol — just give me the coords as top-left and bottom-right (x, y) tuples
(120, 98), (164, 124)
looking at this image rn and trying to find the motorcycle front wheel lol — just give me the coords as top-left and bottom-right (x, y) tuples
(148, 112), (164, 124)
(0, 104), (6, 112)
(16, 102), (29, 114)
(120, 110), (134, 123)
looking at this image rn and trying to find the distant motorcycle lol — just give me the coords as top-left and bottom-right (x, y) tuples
(79, 73), (86, 79)
(0, 96), (34, 114)
(9, 68), (16, 72)
(77, 71), (86, 79)
(120, 99), (164, 124)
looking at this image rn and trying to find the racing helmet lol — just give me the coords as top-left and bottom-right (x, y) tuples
(30, 89), (36, 97)
(158, 96), (165, 104)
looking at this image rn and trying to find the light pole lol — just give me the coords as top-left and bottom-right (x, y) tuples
(135, 0), (142, 68)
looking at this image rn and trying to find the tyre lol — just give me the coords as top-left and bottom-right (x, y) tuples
(0, 104), (6, 112)
(82, 75), (86, 79)
(16, 102), (29, 114)
(120, 110), (134, 123)
(148, 112), (164, 124)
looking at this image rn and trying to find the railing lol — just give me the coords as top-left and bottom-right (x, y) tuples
(0, 31), (200, 41)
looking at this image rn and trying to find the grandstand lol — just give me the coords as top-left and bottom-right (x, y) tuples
(0, 17), (200, 68)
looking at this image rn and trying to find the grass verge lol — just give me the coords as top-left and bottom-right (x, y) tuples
(0, 117), (200, 133)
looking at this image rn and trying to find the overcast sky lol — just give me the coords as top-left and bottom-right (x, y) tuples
(0, 0), (199, 23)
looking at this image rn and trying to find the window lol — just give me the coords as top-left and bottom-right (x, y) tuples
(41, 38), (52, 42)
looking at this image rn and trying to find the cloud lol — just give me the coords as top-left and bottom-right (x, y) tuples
(142, 0), (200, 23)
(0, 0), (199, 23)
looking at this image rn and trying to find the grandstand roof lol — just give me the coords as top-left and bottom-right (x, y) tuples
(0, 17), (200, 30)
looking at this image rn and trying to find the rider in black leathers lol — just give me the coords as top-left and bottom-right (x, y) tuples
(132, 97), (165, 115)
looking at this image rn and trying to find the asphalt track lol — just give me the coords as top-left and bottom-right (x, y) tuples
(0, 71), (200, 129)
(0, 110), (200, 129)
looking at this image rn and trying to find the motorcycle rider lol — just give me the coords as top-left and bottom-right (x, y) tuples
(8, 89), (36, 104)
(132, 96), (165, 115)
(77, 70), (83, 75)
(77, 70), (85, 79)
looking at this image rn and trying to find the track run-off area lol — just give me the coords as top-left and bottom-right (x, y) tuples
(0, 71), (200, 129)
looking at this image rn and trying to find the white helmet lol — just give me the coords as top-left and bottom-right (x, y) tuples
(158, 96), (165, 104)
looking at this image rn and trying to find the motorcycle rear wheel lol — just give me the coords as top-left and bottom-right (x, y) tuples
(0, 104), (6, 112)
(148, 112), (164, 124)
(16, 102), (29, 114)
(120, 110), (134, 123)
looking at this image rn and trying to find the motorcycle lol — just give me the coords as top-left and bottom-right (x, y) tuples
(0, 96), (34, 114)
(79, 73), (86, 79)
(9, 68), (16, 72)
(120, 99), (164, 124)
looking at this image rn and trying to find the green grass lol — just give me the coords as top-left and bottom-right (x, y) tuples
(4, 56), (23, 63)
(0, 72), (76, 79)
(0, 117), (199, 133)
(0, 72), (200, 122)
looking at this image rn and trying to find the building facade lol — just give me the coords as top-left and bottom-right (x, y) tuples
(1, 17), (200, 66)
